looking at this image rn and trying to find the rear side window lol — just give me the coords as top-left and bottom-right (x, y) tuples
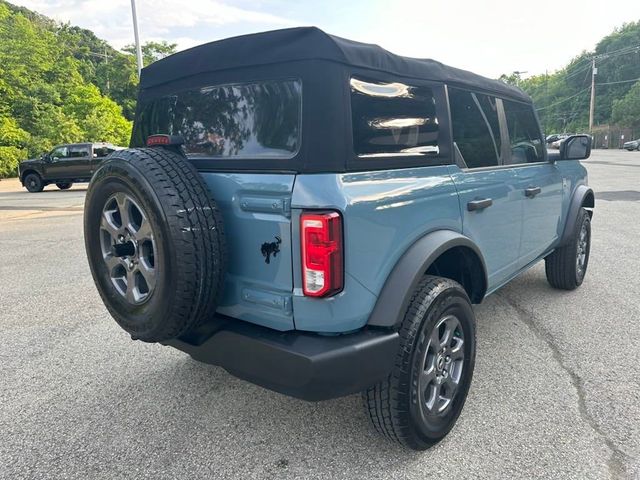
(503, 100), (545, 164)
(68, 145), (90, 158)
(449, 88), (500, 168)
(134, 80), (302, 158)
(350, 77), (439, 157)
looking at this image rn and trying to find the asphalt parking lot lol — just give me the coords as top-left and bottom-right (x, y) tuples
(1, 149), (639, 480)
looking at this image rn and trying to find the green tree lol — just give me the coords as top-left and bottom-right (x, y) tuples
(0, 0), (134, 176)
(612, 81), (640, 129)
(123, 40), (177, 67)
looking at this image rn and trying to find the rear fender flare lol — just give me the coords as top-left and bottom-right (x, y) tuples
(367, 230), (487, 329)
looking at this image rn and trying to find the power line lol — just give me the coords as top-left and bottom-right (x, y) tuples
(594, 44), (640, 59)
(536, 87), (591, 111)
(596, 77), (640, 86)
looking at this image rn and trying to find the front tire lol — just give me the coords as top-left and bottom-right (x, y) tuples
(56, 182), (73, 190)
(545, 207), (591, 290)
(24, 173), (44, 193)
(363, 276), (476, 450)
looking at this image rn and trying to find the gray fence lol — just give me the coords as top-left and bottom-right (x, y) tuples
(592, 126), (640, 149)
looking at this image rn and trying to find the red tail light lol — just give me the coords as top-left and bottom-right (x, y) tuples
(301, 211), (343, 297)
(146, 134), (184, 147)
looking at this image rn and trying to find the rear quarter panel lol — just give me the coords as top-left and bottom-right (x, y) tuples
(291, 165), (461, 332)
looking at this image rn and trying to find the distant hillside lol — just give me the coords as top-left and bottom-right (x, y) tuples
(0, 0), (175, 177)
(502, 21), (640, 134)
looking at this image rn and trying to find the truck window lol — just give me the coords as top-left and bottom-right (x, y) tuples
(133, 80), (302, 159)
(50, 146), (68, 159)
(350, 77), (439, 157)
(68, 145), (90, 158)
(448, 88), (499, 168)
(502, 100), (545, 164)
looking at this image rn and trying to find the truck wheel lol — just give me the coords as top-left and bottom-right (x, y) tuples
(24, 173), (44, 192)
(545, 207), (591, 290)
(363, 276), (476, 450)
(56, 182), (73, 190)
(84, 148), (226, 342)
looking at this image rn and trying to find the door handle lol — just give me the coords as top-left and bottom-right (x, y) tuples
(467, 198), (493, 211)
(525, 186), (542, 198)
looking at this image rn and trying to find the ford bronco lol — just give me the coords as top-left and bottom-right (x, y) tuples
(84, 27), (594, 450)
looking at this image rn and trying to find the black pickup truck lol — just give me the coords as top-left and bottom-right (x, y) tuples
(19, 142), (123, 192)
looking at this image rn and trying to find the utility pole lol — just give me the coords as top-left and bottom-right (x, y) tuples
(130, 0), (143, 78)
(105, 45), (110, 93)
(589, 58), (597, 132)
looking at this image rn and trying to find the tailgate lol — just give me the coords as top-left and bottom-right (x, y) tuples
(200, 172), (296, 331)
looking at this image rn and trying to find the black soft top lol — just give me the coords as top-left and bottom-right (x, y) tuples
(140, 27), (530, 103)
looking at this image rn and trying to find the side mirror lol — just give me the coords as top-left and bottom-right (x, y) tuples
(559, 134), (591, 160)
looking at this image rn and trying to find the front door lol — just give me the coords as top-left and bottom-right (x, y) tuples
(447, 88), (522, 290)
(501, 99), (563, 266)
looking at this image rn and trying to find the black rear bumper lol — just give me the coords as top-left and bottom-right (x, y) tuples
(164, 317), (399, 401)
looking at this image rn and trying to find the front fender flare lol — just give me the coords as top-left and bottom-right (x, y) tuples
(559, 185), (594, 246)
(367, 230), (487, 329)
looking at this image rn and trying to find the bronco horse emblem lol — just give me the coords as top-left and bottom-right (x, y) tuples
(261, 236), (282, 264)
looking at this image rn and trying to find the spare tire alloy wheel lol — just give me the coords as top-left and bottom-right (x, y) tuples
(100, 193), (156, 305)
(84, 148), (226, 343)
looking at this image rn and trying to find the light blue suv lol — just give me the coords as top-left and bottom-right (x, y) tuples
(84, 27), (595, 450)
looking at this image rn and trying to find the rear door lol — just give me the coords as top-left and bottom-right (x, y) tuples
(447, 88), (523, 290)
(68, 144), (92, 178)
(502, 100), (563, 265)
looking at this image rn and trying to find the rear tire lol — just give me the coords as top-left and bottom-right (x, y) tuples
(84, 148), (226, 342)
(56, 182), (73, 190)
(24, 173), (44, 193)
(363, 276), (476, 450)
(545, 207), (591, 290)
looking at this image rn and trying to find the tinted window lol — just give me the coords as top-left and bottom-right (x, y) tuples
(134, 80), (301, 158)
(68, 145), (90, 158)
(449, 88), (499, 168)
(350, 77), (439, 157)
(476, 94), (502, 159)
(50, 146), (68, 159)
(503, 100), (545, 164)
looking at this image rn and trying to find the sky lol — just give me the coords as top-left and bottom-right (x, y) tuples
(9, 0), (640, 78)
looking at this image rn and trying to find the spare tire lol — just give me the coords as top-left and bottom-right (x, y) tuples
(84, 148), (226, 342)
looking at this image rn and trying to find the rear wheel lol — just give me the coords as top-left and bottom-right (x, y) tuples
(84, 148), (226, 342)
(363, 276), (476, 450)
(56, 182), (73, 190)
(24, 173), (44, 193)
(545, 207), (591, 290)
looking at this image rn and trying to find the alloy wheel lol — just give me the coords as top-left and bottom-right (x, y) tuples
(576, 220), (589, 279)
(417, 315), (465, 417)
(99, 192), (156, 305)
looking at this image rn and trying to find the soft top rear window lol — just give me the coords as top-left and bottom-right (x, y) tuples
(133, 79), (302, 159)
